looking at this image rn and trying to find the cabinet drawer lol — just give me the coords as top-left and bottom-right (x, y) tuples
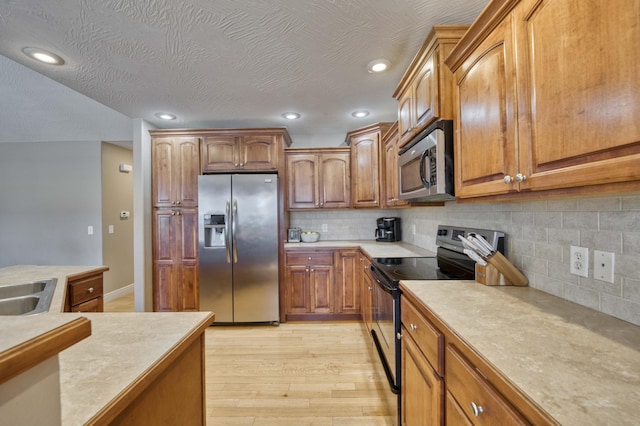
(69, 275), (103, 306)
(446, 344), (528, 425)
(71, 297), (101, 312)
(401, 297), (443, 375)
(286, 251), (333, 266)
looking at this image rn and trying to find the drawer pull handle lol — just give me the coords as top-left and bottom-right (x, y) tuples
(410, 323), (418, 331)
(396, 332), (403, 340)
(471, 401), (484, 417)
(88, 287), (94, 294)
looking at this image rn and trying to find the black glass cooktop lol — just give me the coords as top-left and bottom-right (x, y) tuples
(372, 256), (474, 282)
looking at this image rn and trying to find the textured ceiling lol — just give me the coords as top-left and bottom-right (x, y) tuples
(0, 0), (489, 144)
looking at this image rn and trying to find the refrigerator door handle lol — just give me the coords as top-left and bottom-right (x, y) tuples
(225, 200), (231, 263)
(232, 199), (239, 263)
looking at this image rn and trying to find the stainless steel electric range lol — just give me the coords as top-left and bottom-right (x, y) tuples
(368, 224), (505, 425)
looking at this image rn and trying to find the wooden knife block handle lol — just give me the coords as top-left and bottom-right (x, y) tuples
(475, 263), (512, 286)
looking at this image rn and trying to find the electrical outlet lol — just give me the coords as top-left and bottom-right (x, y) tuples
(108, 225), (114, 234)
(322, 224), (328, 233)
(593, 250), (615, 283)
(87, 226), (94, 235)
(570, 245), (589, 277)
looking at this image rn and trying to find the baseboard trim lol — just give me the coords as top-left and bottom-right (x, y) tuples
(104, 283), (134, 303)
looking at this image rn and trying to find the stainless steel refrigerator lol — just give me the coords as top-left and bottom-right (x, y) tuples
(198, 174), (279, 323)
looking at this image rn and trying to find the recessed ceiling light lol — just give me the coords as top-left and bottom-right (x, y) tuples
(367, 58), (391, 73)
(352, 110), (370, 118)
(155, 112), (177, 120)
(282, 112), (301, 120)
(22, 47), (65, 65)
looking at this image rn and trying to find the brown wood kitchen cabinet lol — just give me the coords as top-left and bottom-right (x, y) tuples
(360, 254), (373, 330)
(335, 249), (361, 316)
(346, 122), (392, 209)
(64, 267), (109, 312)
(286, 148), (351, 210)
(284, 250), (335, 318)
(200, 128), (291, 172)
(400, 286), (554, 425)
(151, 136), (200, 208)
(152, 208), (199, 312)
(394, 26), (468, 148)
(445, 0), (640, 200)
(382, 122), (409, 208)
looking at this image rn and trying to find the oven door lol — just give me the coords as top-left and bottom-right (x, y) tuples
(369, 264), (400, 394)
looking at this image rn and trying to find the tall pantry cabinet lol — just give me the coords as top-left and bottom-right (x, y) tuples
(151, 136), (200, 312)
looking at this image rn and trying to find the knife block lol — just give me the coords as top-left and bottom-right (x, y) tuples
(475, 263), (513, 286)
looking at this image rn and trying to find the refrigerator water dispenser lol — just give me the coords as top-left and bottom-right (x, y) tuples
(203, 214), (225, 247)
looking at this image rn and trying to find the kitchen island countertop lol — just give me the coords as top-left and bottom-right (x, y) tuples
(401, 279), (640, 426)
(0, 265), (214, 425)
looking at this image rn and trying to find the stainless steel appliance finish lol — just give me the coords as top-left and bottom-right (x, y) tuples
(367, 224), (505, 425)
(198, 174), (279, 323)
(398, 119), (455, 202)
(375, 217), (401, 242)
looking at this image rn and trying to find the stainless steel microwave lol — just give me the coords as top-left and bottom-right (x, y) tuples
(398, 119), (455, 202)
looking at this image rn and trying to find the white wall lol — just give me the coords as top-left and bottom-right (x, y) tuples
(0, 141), (103, 267)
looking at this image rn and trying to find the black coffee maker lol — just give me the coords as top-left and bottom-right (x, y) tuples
(375, 217), (401, 242)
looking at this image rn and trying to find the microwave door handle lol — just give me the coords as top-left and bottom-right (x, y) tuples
(419, 150), (432, 188)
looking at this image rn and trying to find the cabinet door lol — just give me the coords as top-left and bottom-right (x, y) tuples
(153, 210), (178, 311)
(398, 91), (414, 142)
(414, 50), (436, 130)
(335, 250), (360, 315)
(201, 136), (238, 172)
(453, 16), (518, 198)
(287, 153), (320, 209)
(152, 137), (200, 208)
(401, 331), (443, 426)
(383, 125), (408, 208)
(361, 257), (373, 329)
(177, 209), (199, 311)
(320, 152), (351, 208)
(240, 135), (278, 170)
(285, 265), (311, 314)
(515, 0), (640, 192)
(310, 265), (334, 313)
(351, 131), (381, 208)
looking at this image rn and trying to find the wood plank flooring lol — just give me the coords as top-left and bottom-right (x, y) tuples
(103, 296), (395, 425)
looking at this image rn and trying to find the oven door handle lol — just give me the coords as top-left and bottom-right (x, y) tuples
(369, 265), (396, 294)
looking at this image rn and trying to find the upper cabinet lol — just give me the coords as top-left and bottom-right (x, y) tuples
(382, 122), (409, 208)
(346, 122), (392, 209)
(201, 129), (292, 173)
(286, 148), (351, 210)
(446, 0), (640, 199)
(394, 26), (469, 148)
(151, 136), (200, 208)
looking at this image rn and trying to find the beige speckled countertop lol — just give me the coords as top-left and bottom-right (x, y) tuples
(0, 265), (214, 425)
(285, 240), (436, 258)
(401, 280), (640, 426)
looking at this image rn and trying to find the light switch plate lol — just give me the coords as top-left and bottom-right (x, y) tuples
(594, 250), (615, 283)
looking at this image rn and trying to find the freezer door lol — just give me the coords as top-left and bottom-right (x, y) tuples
(198, 175), (234, 322)
(232, 174), (280, 322)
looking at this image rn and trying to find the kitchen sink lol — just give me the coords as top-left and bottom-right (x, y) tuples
(0, 278), (57, 316)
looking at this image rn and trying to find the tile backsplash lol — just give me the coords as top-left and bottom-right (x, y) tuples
(290, 192), (640, 326)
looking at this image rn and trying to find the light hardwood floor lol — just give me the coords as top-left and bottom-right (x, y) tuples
(103, 296), (394, 425)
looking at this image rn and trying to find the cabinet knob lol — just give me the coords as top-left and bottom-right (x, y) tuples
(306, 268), (309, 272)
(171, 212), (176, 216)
(176, 200), (181, 204)
(88, 287), (94, 294)
(515, 173), (527, 182)
(503, 175), (514, 184)
(234, 163), (239, 167)
(172, 201), (177, 204)
(367, 286), (372, 291)
(396, 332), (403, 340)
(239, 163), (244, 167)
(310, 268), (314, 272)
(471, 402), (484, 417)
(410, 323), (418, 331)
(308, 256), (312, 260)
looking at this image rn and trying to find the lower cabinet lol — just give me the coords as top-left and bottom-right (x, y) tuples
(360, 255), (373, 329)
(65, 268), (108, 312)
(153, 208), (199, 312)
(284, 248), (362, 320)
(400, 288), (550, 425)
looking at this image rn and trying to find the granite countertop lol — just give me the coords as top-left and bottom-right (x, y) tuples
(285, 240), (436, 258)
(0, 265), (214, 425)
(401, 280), (640, 426)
